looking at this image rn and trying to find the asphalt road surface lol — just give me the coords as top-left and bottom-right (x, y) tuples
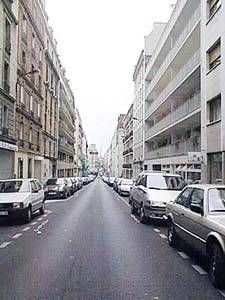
(0, 178), (225, 300)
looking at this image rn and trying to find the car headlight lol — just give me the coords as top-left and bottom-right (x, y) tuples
(13, 203), (23, 209)
(58, 185), (64, 192)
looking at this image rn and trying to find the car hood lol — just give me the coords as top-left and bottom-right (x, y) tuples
(0, 193), (30, 203)
(149, 189), (181, 204)
(208, 215), (225, 227)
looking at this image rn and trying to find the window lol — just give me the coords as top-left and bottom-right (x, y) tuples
(175, 187), (193, 208)
(4, 18), (11, 54)
(208, 0), (221, 18)
(207, 40), (221, 71)
(3, 106), (8, 128)
(190, 189), (204, 212)
(37, 103), (41, 118)
(29, 130), (32, 143)
(19, 125), (23, 140)
(22, 50), (26, 69)
(20, 86), (25, 104)
(208, 95), (221, 123)
(22, 15), (27, 34)
(30, 181), (38, 192)
(30, 95), (33, 112)
(3, 61), (10, 92)
(139, 176), (146, 187)
(209, 153), (222, 184)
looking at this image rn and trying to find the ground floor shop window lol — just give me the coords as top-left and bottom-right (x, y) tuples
(209, 152), (222, 183)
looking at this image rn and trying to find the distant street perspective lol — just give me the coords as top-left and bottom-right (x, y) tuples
(1, 0), (225, 299)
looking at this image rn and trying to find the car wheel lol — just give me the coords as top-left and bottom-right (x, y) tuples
(139, 206), (147, 224)
(208, 243), (225, 288)
(39, 202), (45, 215)
(24, 206), (32, 223)
(131, 201), (137, 215)
(167, 219), (178, 247)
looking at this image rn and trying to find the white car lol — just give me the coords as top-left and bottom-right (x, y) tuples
(0, 179), (45, 223)
(118, 179), (133, 196)
(129, 172), (186, 223)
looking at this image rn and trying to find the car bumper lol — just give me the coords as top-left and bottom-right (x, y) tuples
(0, 208), (27, 219)
(144, 205), (166, 220)
(44, 191), (65, 199)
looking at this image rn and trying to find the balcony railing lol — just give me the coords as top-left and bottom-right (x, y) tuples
(145, 137), (201, 160)
(145, 5), (200, 92)
(123, 163), (132, 169)
(146, 50), (200, 116)
(145, 93), (201, 140)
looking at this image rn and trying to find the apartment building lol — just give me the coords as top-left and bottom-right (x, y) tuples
(133, 23), (166, 178)
(0, 0), (18, 179)
(122, 104), (133, 179)
(75, 108), (86, 176)
(201, 0), (223, 183)
(88, 144), (99, 174)
(58, 70), (76, 178)
(144, 0), (201, 183)
(109, 114), (125, 177)
(15, 0), (47, 180)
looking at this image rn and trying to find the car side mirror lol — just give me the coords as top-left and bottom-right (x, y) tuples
(190, 204), (203, 215)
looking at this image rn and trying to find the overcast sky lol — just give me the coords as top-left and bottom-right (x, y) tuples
(46, 0), (173, 153)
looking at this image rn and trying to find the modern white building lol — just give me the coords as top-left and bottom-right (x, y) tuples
(133, 23), (166, 178)
(201, 0), (223, 183)
(144, 0), (201, 182)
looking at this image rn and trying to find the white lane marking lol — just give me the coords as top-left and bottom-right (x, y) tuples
(31, 222), (37, 226)
(22, 227), (30, 232)
(177, 252), (189, 259)
(192, 265), (208, 275)
(131, 214), (140, 224)
(0, 242), (12, 249)
(37, 218), (43, 221)
(159, 233), (167, 239)
(218, 290), (225, 298)
(12, 233), (23, 239)
(154, 228), (161, 233)
(117, 195), (130, 207)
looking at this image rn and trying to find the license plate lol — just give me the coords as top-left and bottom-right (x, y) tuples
(49, 192), (56, 195)
(0, 211), (8, 216)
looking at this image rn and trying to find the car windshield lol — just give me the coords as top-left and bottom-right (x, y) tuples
(147, 175), (186, 190)
(0, 181), (30, 193)
(208, 188), (225, 212)
(46, 179), (57, 185)
(57, 179), (65, 185)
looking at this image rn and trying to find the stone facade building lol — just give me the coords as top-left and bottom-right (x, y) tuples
(0, 0), (18, 179)
(122, 104), (133, 179)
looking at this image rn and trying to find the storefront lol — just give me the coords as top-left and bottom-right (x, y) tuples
(0, 141), (18, 179)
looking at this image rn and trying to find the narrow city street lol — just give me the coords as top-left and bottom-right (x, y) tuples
(0, 178), (224, 300)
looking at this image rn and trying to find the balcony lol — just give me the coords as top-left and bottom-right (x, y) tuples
(145, 50), (200, 113)
(145, 136), (201, 160)
(145, 5), (200, 85)
(145, 93), (201, 141)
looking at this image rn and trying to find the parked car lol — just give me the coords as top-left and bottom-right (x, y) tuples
(74, 177), (83, 190)
(108, 177), (115, 187)
(0, 179), (45, 223)
(44, 178), (70, 199)
(118, 179), (133, 196)
(67, 177), (77, 194)
(166, 184), (225, 288)
(82, 177), (89, 185)
(63, 178), (74, 195)
(129, 172), (186, 223)
(113, 178), (123, 192)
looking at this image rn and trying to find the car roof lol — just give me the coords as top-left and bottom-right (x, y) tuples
(140, 172), (181, 177)
(0, 178), (37, 182)
(187, 184), (225, 189)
